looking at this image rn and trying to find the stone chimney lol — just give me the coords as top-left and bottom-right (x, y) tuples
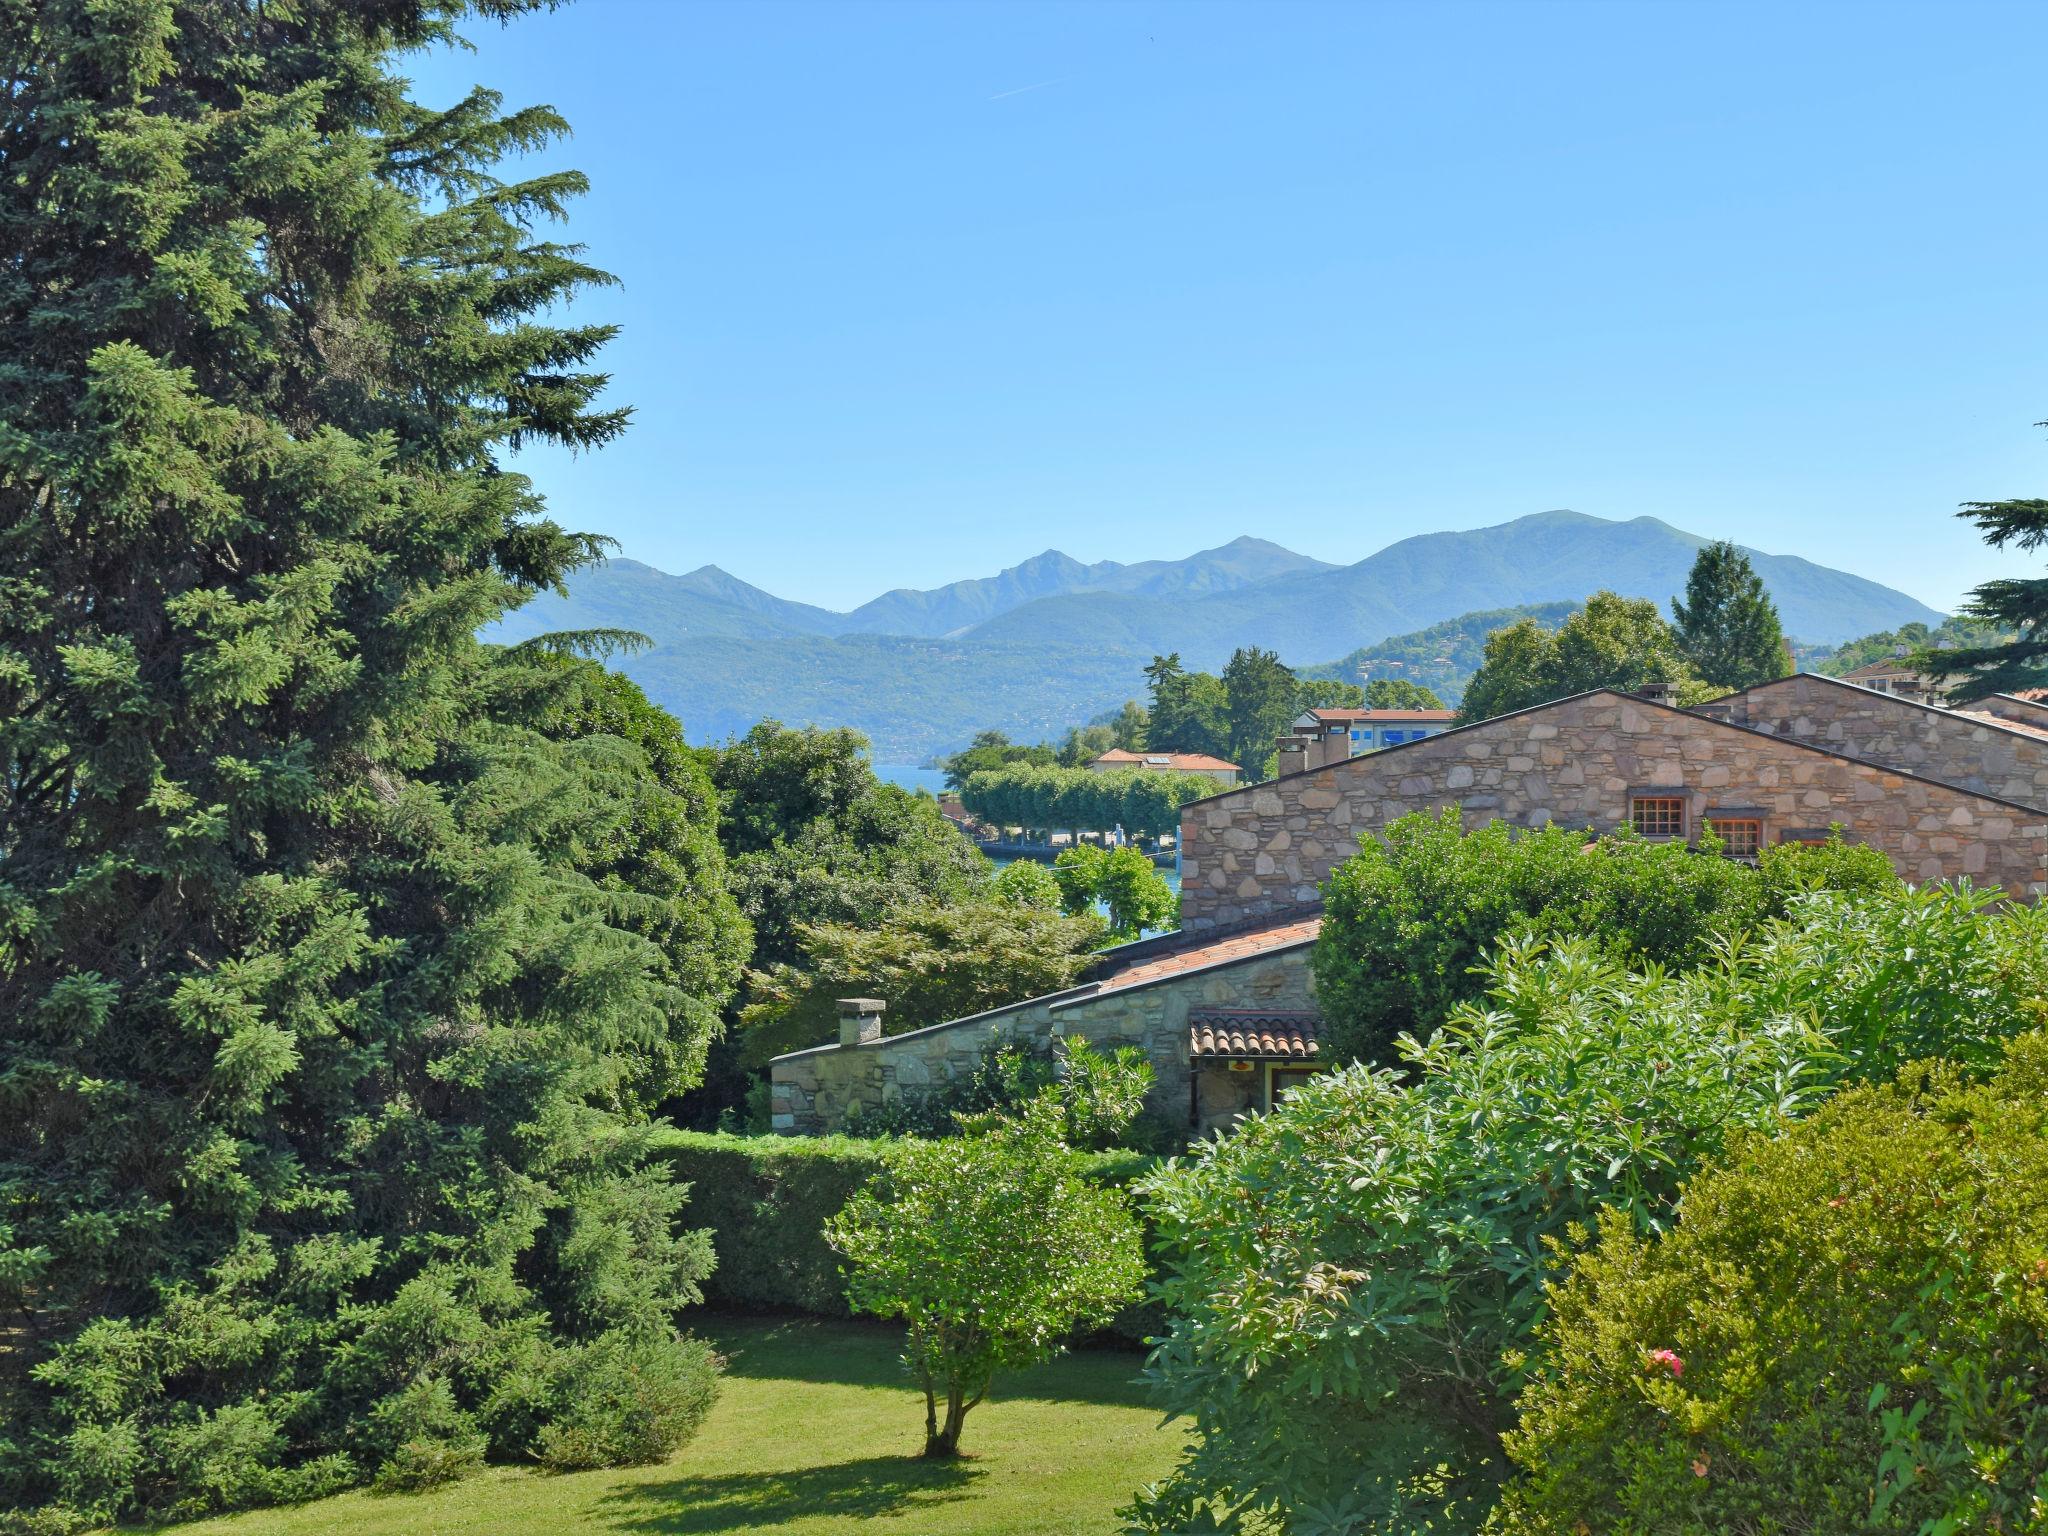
(1275, 735), (1308, 778)
(837, 997), (885, 1047)
(1634, 680), (1677, 707)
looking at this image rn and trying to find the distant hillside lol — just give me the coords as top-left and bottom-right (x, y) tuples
(496, 511), (1945, 760)
(1301, 601), (1582, 705)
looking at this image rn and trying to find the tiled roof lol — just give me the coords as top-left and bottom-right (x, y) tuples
(1091, 749), (1242, 773)
(1962, 708), (2048, 743)
(1189, 1010), (1323, 1060)
(1092, 914), (1322, 994)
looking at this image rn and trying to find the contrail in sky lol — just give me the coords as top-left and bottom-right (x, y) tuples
(989, 78), (1067, 101)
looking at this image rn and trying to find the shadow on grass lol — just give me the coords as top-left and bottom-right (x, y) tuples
(598, 1456), (984, 1532)
(702, 1315), (1155, 1409)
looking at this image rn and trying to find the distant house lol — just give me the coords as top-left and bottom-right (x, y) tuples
(1277, 706), (1457, 772)
(1088, 749), (1242, 787)
(1839, 649), (1943, 702)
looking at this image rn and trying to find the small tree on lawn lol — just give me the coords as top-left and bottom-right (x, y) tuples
(826, 1097), (1146, 1458)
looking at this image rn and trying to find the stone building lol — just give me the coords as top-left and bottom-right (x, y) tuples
(773, 679), (2048, 1138)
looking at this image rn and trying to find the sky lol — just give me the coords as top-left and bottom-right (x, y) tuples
(409, 0), (2048, 616)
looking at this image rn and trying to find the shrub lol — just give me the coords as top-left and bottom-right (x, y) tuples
(362, 1379), (488, 1494)
(1501, 1034), (2048, 1536)
(1128, 883), (2048, 1536)
(990, 858), (1063, 910)
(827, 1098), (1147, 1458)
(533, 1333), (722, 1473)
(647, 1128), (1155, 1317)
(1312, 808), (1900, 1063)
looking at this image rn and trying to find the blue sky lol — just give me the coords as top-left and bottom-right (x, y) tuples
(411, 0), (2048, 616)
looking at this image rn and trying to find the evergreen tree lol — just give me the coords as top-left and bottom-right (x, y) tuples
(1221, 646), (1298, 777)
(1921, 495), (2048, 699)
(1671, 540), (1791, 690)
(0, 5), (734, 1523)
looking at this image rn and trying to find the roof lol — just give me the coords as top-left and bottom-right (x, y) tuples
(1189, 1010), (1323, 1061)
(1091, 749), (1242, 773)
(1085, 913), (1322, 997)
(1308, 707), (1456, 724)
(1839, 659), (1928, 680)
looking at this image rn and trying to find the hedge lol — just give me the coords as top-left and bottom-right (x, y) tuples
(650, 1129), (1159, 1334)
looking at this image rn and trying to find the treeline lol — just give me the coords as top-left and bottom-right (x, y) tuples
(959, 763), (1216, 839)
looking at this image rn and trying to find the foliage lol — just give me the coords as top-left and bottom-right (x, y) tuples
(1670, 540), (1792, 690)
(1311, 809), (1897, 1064)
(989, 858), (1063, 911)
(1814, 614), (2007, 678)
(739, 901), (1104, 1064)
(1300, 602), (1581, 707)
(1457, 591), (1708, 723)
(1295, 678), (1366, 710)
(1145, 654), (1233, 760)
(1053, 845), (1180, 939)
(1920, 484), (2048, 699)
(827, 1099), (1147, 1457)
(531, 1333), (722, 1474)
(1501, 1035), (2048, 1536)
(1129, 885), (2048, 1535)
(941, 729), (1058, 791)
(1364, 677), (1447, 710)
(649, 1127), (1157, 1319)
(709, 721), (988, 970)
(1221, 646), (1299, 778)
(0, 4), (733, 1526)
(960, 764), (1215, 840)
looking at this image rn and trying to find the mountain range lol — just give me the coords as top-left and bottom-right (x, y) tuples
(493, 510), (1944, 761)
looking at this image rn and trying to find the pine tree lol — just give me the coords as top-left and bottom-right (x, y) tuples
(1221, 646), (1298, 777)
(0, 5), (739, 1523)
(1671, 540), (1792, 691)
(1921, 496), (2048, 699)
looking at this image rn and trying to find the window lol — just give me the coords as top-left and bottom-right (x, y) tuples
(1350, 729), (1363, 740)
(1267, 1065), (1320, 1110)
(1630, 795), (1686, 839)
(1384, 729), (1409, 745)
(1705, 817), (1762, 857)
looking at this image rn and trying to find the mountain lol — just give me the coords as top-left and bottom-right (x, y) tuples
(840, 536), (1335, 638)
(495, 511), (1945, 760)
(1300, 601), (1584, 705)
(961, 512), (1941, 667)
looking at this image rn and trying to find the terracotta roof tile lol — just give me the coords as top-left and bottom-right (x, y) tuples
(1093, 915), (1322, 994)
(1189, 1010), (1323, 1060)
(1309, 707), (1456, 724)
(1091, 749), (1242, 773)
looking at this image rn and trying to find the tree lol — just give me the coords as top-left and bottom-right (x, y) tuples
(1457, 591), (1704, 723)
(738, 900), (1104, 1063)
(990, 859), (1062, 911)
(1053, 844), (1178, 940)
(1671, 540), (1791, 690)
(827, 1098), (1145, 1458)
(941, 729), (1055, 791)
(1110, 699), (1150, 751)
(1147, 655), (1231, 759)
(1365, 678), (1447, 710)
(0, 4), (731, 1522)
(1920, 492), (2048, 699)
(1222, 646), (1298, 777)
(1295, 678), (1365, 711)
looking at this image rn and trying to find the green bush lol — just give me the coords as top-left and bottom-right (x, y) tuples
(1127, 882), (2048, 1536)
(1501, 1034), (2048, 1536)
(1312, 808), (1899, 1063)
(533, 1333), (722, 1473)
(649, 1129), (1159, 1336)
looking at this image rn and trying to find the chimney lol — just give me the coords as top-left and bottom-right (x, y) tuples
(837, 997), (885, 1047)
(1634, 681), (1677, 706)
(1276, 735), (1308, 777)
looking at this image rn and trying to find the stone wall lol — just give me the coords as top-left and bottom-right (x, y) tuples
(1712, 674), (2048, 811)
(770, 943), (1315, 1137)
(1180, 689), (2048, 931)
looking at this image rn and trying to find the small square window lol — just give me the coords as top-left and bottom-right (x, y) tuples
(1630, 796), (1686, 839)
(1705, 817), (1762, 857)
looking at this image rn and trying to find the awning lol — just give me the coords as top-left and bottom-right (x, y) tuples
(1188, 1010), (1322, 1061)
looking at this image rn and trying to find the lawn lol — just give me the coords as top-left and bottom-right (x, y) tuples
(150, 1316), (1185, 1536)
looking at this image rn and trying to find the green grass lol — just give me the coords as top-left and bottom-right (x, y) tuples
(152, 1316), (1185, 1536)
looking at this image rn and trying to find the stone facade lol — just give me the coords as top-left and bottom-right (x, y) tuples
(1706, 674), (2048, 811)
(1181, 688), (2048, 931)
(771, 935), (1316, 1138)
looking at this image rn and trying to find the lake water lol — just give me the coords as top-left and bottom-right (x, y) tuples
(875, 762), (949, 796)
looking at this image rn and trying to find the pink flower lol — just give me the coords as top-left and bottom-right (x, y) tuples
(1646, 1348), (1684, 1378)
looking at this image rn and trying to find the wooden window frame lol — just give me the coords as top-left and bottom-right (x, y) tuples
(1265, 1063), (1321, 1111)
(1704, 815), (1763, 858)
(1629, 794), (1687, 840)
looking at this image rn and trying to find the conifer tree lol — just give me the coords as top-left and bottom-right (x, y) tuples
(1922, 496), (2048, 699)
(0, 4), (740, 1523)
(1671, 540), (1792, 691)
